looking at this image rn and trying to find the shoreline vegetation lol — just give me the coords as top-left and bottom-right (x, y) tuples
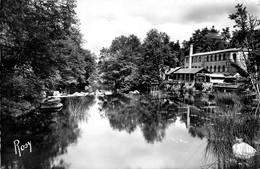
(1, 0), (97, 119)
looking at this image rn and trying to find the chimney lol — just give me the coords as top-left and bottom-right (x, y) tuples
(189, 44), (193, 69)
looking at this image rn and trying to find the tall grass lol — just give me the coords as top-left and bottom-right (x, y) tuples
(205, 112), (260, 168)
(65, 96), (95, 122)
(214, 92), (242, 117)
(204, 92), (260, 168)
(214, 92), (240, 106)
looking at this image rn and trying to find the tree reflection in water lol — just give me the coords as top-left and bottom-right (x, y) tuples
(98, 94), (177, 144)
(1, 96), (95, 169)
(204, 92), (260, 169)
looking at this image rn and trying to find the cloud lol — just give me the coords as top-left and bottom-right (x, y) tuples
(182, 3), (233, 24)
(75, 0), (260, 55)
(182, 1), (260, 24)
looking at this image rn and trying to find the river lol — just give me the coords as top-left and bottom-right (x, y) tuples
(1, 93), (259, 169)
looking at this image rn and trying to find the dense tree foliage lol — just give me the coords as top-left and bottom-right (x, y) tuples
(98, 30), (181, 92)
(98, 35), (142, 93)
(229, 4), (260, 78)
(182, 26), (231, 56)
(140, 29), (179, 84)
(1, 0), (96, 116)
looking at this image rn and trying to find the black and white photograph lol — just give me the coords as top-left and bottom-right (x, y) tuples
(1, 0), (260, 168)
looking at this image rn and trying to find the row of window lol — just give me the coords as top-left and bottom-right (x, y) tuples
(191, 65), (226, 72)
(192, 53), (229, 63)
(206, 65), (226, 72)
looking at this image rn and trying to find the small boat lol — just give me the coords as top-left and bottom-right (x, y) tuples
(40, 98), (63, 112)
(203, 101), (216, 106)
(44, 97), (61, 103)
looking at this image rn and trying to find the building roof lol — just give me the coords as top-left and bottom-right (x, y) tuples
(197, 73), (238, 79)
(165, 67), (181, 74)
(204, 73), (225, 78)
(174, 68), (209, 74)
(185, 48), (250, 58)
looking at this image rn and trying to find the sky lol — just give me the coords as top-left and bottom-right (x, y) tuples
(75, 0), (260, 55)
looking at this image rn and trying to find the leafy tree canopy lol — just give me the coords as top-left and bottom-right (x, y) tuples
(1, 0), (96, 115)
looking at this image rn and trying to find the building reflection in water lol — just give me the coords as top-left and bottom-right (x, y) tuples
(172, 92), (260, 169)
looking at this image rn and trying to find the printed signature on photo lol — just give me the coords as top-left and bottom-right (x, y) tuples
(14, 139), (32, 157)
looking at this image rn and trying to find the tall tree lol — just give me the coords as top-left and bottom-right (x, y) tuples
(229, 3), (260, 95)
(140, 29), (178, 85)
(98, 35), (142, 93)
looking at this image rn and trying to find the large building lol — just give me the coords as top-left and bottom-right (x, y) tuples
(184, 45), (249, 75)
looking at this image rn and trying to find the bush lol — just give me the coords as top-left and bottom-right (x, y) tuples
(194, 82), (203, 91)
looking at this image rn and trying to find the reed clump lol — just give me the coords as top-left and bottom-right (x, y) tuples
(65, 96), (95, 122)
(214, 92), (240, 106)
(205, 92), (260, 168)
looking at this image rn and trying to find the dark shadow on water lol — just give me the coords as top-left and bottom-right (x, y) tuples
(1, 96), (95, 169)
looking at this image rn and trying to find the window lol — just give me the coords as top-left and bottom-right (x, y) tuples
(219, 54), (221, 61)
(223, 53), (226, 60)
(210, 66), (212, 72)
(207, 56), (209, 61)
(186, 74), (189, 81)
(218, 66), (221, 72)
(211, 55), (213, 61)
(206, 66), (209, 70)
(215, 55), (218, 61)
(214, 66), (216, 72)
(222, 65), (225, 72)
(233, 53), (237, 61)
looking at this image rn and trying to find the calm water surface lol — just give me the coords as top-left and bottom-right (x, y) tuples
(4, 93), (259, 169)
(53, 97), (211, 169)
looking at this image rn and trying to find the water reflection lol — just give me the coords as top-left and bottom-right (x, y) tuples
(2, 92), (259, 169)
(56, 94), (211, 169)
(179, 106), (207, 139)
(1, 96), (95, 169)
(98, 94), (177, 143)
